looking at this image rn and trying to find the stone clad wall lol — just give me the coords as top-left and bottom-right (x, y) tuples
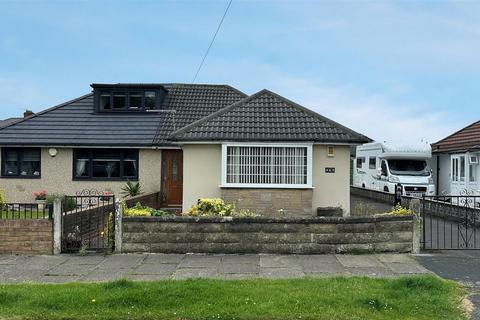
(122, 215), (414, 254)
(221, 189), (313, 218)
(0, 219), (53, 255)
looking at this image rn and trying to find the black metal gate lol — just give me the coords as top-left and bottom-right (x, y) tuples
(61, 190), (115, 253)
(422, 195), (480, 250)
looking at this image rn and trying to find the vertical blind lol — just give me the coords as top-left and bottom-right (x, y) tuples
(226, 146), (308, 185)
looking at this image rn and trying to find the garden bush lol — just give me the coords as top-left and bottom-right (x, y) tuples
(382, 204), (413, 216)
(185, 198), (259, 217)
(123, 202), (170, 217)
(46, 194), (77, 211)
(0, 190), (6, 210)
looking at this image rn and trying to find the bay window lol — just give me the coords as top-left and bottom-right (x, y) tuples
(1, 148), (41, 178)
(73, 149), (138, 180)
(222, 144), (312, 188)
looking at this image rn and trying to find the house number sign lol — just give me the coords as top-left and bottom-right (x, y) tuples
(325, 167), (335, 173)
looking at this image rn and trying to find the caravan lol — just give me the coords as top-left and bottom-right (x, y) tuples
(353, 142), (435, 197)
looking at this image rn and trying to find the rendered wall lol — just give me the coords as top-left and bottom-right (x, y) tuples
(182, 144), (222, 212)
(182, 144), (351, 216)
(0, 148), (162, 203)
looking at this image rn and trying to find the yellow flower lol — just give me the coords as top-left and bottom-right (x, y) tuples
(91, 299), (96, 303)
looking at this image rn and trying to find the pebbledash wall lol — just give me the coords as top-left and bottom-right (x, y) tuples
(122, 215), (415, 254)
(0, 219), (53, 255)
(0, 148), (162, 203)
(182, 144), (351, 217)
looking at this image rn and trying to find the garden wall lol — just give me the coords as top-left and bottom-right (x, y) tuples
(0, 219), (53, 255)
(122, 215), (414, 254)
(350, 186), (479, 222)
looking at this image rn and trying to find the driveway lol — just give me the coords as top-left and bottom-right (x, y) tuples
(0, 253), (431, 283)
(415, 251), (480, 319)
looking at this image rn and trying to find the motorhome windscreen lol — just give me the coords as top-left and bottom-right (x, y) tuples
(387, 160), (429, 176)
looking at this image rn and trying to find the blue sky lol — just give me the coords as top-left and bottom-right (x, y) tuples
(1, 0), (479, 144)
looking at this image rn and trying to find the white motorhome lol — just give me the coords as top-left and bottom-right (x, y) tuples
(353, 142), (435, 197)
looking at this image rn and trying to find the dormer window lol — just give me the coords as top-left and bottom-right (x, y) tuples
(92, 84), (166, 112)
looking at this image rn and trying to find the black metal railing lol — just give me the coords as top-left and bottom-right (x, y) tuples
(422, 195), (480, 250)
(0, 203), (52, 220)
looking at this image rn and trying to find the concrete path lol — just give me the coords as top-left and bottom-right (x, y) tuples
(415, 251), (480, 319)
(0, 253), (431, 283)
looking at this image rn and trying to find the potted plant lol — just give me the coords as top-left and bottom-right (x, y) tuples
(33, 190), (47, 210)
(121, 181), (143, 198)
(100, 191), (114, 202)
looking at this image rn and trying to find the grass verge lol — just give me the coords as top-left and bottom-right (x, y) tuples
(0, 275), (467, 320)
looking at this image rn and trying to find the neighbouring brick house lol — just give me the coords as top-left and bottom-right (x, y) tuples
(431, 120), (480, 198)
(0, 83), (370, 216)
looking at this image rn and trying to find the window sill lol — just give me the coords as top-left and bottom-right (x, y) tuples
(220, 184), (314, 189)
(73, 177), (139, 182)
(1, 175), (41, 179)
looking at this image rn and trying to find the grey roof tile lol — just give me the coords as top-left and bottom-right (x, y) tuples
(0, 84), (246, 146)
(0, 118), (22, 128)
(170, 89), (370, 143)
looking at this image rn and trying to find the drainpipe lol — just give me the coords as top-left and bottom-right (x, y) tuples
(436, 155), (440, 196)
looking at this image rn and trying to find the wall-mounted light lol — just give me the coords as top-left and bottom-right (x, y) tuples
(327, 146), (335, 157)
(48, 148), (58, 157)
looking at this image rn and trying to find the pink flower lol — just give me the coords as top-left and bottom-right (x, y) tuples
(33, 190), (47, 200)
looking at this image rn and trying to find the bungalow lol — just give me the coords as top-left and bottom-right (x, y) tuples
(431, 120), (480, 198)
(0, 83), (370, 216)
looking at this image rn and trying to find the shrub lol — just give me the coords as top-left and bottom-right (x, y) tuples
(384, 204), (413, 216)
(0, 190), (6, 210)
(123, 202), (170, 217)
(121, 181), (143, 198)
(46, 194), (77, 212)
(184, 198), (259, 217)
(186, 198), (234, 217)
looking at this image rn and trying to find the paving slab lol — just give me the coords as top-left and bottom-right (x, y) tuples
(46, 263), (95, 276)
(174, 268), (218, 280)
(375, 253), (417, 264)
(143, 254), (185, 264)
(260, 268), (306, 279)
(133, 263), (177, 275)
(37, 275), (82, 283)
(81, 268), (132, 282)
(96, 254), (145, 269)
(260, 255), (302, 268)
(300, 255), (345, 273)
(220, 263), (259, 274)
(63, 255), (107, 265)
(179, 255), (221, 268)
(336, 254), (385, 268)
(127, 274), (173, 281)
(345, 267), (395, 277)
(386, 263), (431, 275)
(221, 254), (259, 265)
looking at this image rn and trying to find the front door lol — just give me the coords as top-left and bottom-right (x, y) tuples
(161, 150), (183, 206)
(451, 155), (466, 195)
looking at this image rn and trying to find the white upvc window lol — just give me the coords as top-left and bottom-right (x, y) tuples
(221, 143), (313, 188)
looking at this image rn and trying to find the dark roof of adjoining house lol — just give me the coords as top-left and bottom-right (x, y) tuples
(0, 118), (22, 128)
(0, 84), (246, 146)
(169, 89), (370, 143)
(431, 121), (480, 154)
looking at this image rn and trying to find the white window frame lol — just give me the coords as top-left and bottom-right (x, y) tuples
(221, 143), (313, 188)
